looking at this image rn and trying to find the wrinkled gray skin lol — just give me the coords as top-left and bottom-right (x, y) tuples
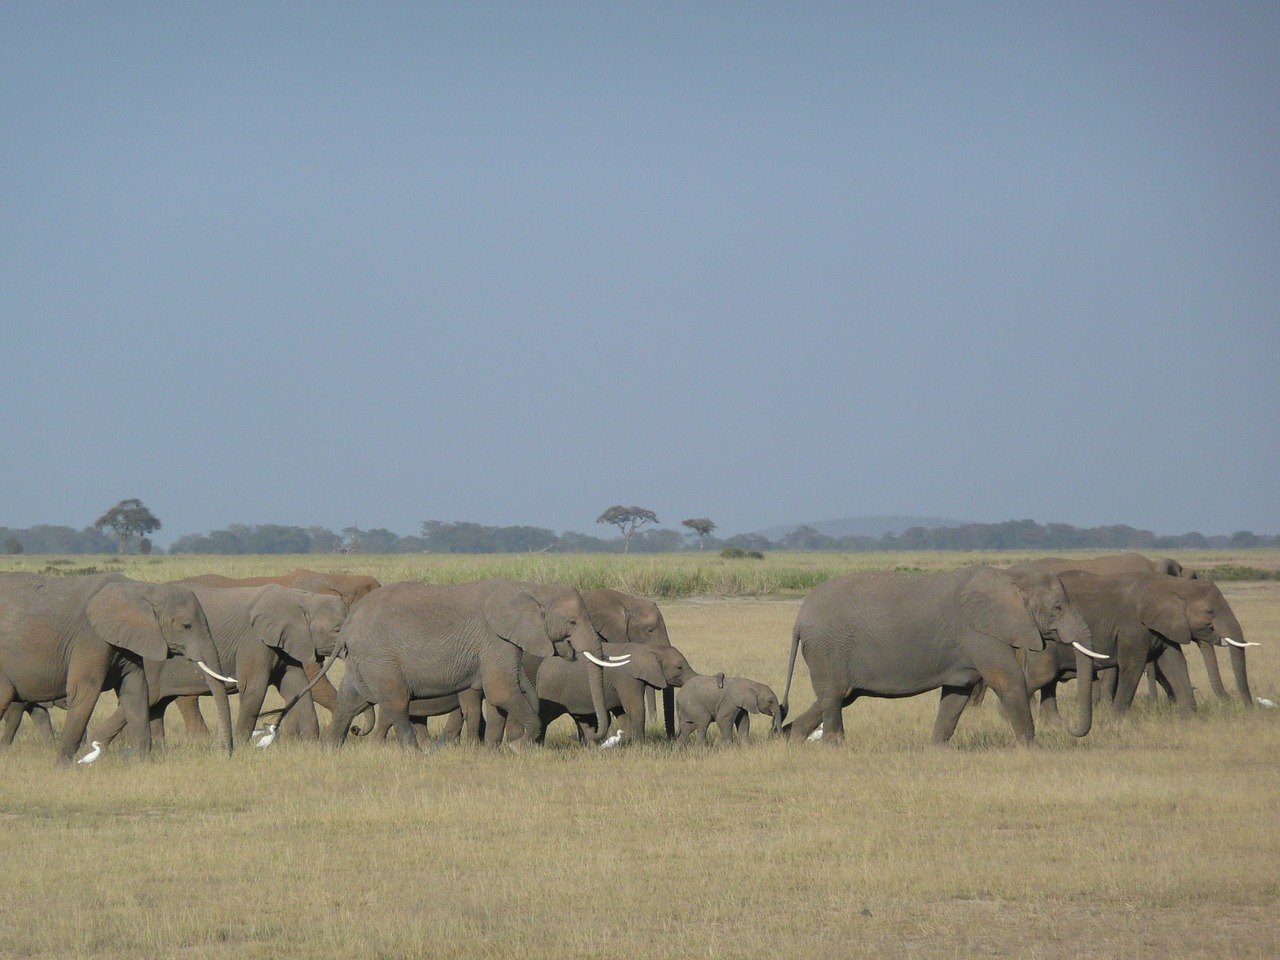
(91, 584), (348, 749)
(581, 589), (680, 737)
(1008, 553), (1251, 705)
(1, 698), (61, 745)
(1023, 570), (1247, 722)
(171, 569), (380, 735)
(0, 573), (234, 760)
(676, 673), (781, 745)
(369, 689), (484, 744)
(781, 566), (1097, 746)
(499, 642), (698, 745)
(326, 579), (616, 751)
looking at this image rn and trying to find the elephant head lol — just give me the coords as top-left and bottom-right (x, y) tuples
(249, 585), (348, 664)
(975, 568), (1098, 738)
(582, 588), (672, 646)
(86, 579), (234, 754)
(740, 679), (783, 734)
(485, 581), (627, 742)
(286, 570), (381, 608)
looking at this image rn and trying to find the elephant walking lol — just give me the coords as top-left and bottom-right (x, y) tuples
(581, 588), (682, 737)
(781, 566), (1098, 746)
(325, 579), (630, 751)
(90, 584), (348, 750)
(0, 573), (234, 760)
(676, 673), (781, 745)
(1009, 553), (1254, 704)
(1023, 570), (1249, 721)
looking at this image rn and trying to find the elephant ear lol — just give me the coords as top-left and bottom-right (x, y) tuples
(625, 650), (668, 689)
(583, 589), (629, 644)
(961, 570), (1045, 652)
(1137, 587), (1193, 645)
(485, 584), (556, 658)
(250, 586), (318, 663)
(86, 581), (172, 661)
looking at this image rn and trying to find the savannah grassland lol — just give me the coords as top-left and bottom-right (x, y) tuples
(0, 552), (1277, 959)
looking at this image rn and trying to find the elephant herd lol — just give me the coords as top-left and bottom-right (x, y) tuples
(0, 553), (1260, 762)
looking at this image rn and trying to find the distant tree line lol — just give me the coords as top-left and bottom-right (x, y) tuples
(3, 518), (1276, 556)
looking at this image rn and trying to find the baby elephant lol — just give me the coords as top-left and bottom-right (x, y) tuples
(676, 674), (782, 745)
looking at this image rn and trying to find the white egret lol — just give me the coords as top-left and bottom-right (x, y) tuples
(77, 741), (104, 764)
(600, 729), (624, 749)
(1257, 698), (1277, 709)
(255, 723), (279, 748)
(806, 724), (824, 742)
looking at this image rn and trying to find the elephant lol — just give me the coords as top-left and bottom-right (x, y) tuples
(676, 673), (781, 744)
(1, 699), (60, 745)
(170, 569), (381, 734)
(1008, 553), (1252, 705)
(1021, 570), (1249, 722)
(780, 566), (1098, 746)
(499, 642), (698, 745)
(325, 579), (632, 751)
(0, 572), (234, 760)
(90, 583), (348, 749)
(367, 689), (485, 745)
(581, 588), (680, 737)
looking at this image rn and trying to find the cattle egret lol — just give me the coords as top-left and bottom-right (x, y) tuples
(1257, 698), (1277, 709)
(600, 729), (624, 749)
(806, 724), (824, 742)
(255, 723), (279, 748)
(77, 741), (104, 764)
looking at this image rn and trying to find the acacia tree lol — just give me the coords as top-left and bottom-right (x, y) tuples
(681, 518), (717, 551)
(596, 505), (659, 553)
(94, 498), (162, 554)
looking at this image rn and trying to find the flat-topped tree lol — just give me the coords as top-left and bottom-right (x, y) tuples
(93, 499), (161, 554)
(597, 506), (659, 554)
(681, 518), (716, 551)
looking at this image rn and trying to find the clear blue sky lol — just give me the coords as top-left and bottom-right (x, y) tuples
(3, 3), (1277, 547)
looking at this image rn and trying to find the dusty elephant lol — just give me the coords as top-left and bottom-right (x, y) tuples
(780, 566), (1099, 746)
(0, 573), (234, 760)
(1022, 569), (1250, 722)
(676, 673), (781, 744)
(1008, 553), (1253, 704)
(90, 583), (348, 750)
(581, 588), (681, 737)
(325, 579), (632, 750)
(170, 569), (380, 734)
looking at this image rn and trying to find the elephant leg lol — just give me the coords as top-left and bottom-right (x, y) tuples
(29, 704), (56, 742)
(784, 699), (826, 742)
(733, 710), (751, 743)
(411, 718), (430, 741)
(932, 685), (973, 744)
(90, 705), (130, 749)
(60, 660), (110, 761)
(1144, 663), (1162, 700)
(973, 650), (1035, 744)
(459, 688), (484, 742)
(0, 701), (25, 746)
(324, 677), (370, 747)
(234, 677), (271, 745)
(440, 708), (464, 743)
(1112, 655), (1149, 715)
(1094, 666), (1117, 703)
(480, 657), (541, 750)
(644, 687), (657, 734)
(371, 710), (394, 742)
(1155, 645), (1197, 714)
(483, 700), (509, 747)
(276, 669), (320, 739)
(381, 698), (420, 750)
(175, 695), (210, 736)
(117, 667), (152, 757)
(662, 686), (676, 739)
(819, 691), (850, 745)
(1037, 681), (1062, 724)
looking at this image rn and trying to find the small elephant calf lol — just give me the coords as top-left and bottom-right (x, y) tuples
(676, 673), (782, 745)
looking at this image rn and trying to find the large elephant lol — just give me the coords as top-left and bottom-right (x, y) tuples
(1009, 553), (1253, 704)
(91, 584), (348, 749)
(781, 566), (1098, 746)
(581, 588), (680, 737)
(676, 673), (782, 744)
(0, 573), (234, 760)
(1022, 570), (1249, 721)
(170, 569), (381, 733)
(325, 579), (631, 751)
(500, 641), (698, 745)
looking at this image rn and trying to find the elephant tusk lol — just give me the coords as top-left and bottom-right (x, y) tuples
(582, 651), (630, 669)
(1072, 642), (1110, 661)
(1223, 638), (1260, 648)
(196, 660), (238, 685)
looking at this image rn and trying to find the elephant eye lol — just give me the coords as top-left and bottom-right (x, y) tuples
(182, 623), (193, 631)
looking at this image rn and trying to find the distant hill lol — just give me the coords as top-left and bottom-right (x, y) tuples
(754, 515), (973, 541)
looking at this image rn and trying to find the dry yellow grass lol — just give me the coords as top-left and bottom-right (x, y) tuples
(0, 564), (1276, 958)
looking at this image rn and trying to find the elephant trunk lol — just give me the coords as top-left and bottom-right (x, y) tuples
(1195, 640), (1229, 698)
(1218, 611), (1253, 705)
(1064, 643), (1095, 738)
(569, 618), (612, 742)
(185, 623), (234, 755)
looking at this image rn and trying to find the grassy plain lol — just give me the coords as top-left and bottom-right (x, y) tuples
(0, 552), (1277, 958)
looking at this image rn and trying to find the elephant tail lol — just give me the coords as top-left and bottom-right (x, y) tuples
(780, 620), (802, 724)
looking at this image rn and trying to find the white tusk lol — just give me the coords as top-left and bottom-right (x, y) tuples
(196, 660), (238, 685)
(582, 651), (630, 668)
(1072, 642), (1110, 661)
(1223, 638), (1260, 648)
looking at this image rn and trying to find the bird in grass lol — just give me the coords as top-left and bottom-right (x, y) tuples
(806, 724), (824, 742)
(77, 741), (104, 764)
(1257, 698), (1277, 709)
(255, 723), (279, 748)
(600, 728), (624, 749)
